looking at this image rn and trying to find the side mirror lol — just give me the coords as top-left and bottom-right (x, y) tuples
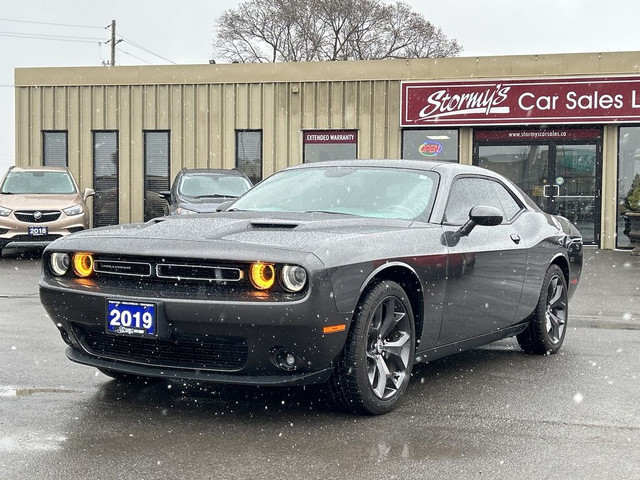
(158, 190), (171, 202)
(459, 205), (503, 236)
(83, 188), (95, 200)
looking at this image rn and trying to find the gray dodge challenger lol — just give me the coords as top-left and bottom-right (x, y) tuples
(40, 160), (583, 414)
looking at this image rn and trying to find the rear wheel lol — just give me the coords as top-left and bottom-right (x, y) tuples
(517, 264), (568, 355)
(330, 280), (415, 414)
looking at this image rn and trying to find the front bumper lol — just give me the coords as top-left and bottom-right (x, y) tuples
(1, 218), (87, 249)
(39, 274), (351, 386)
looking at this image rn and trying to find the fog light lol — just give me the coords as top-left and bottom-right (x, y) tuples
(273, 348), (300, 371)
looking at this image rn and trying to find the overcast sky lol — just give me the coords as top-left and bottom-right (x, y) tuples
(2, 0), (640, 175)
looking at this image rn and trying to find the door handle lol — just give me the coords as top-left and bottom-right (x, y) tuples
(543, 184), (550, 198)
(554, 185), (560, 197)
(510, 233), (521, 244)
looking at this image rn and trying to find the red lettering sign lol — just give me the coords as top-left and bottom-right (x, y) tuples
(401, 77), (640, 126)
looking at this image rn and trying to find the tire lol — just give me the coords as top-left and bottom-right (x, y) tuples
(329, 280), (415, 415)
(97, 367), (158, 384)
(517, 264), (568, 355)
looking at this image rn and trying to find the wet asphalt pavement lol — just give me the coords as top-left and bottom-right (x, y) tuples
(0, 248), (638, 479)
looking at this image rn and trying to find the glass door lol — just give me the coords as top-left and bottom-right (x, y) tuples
(552, 144), (599, 244)
(475, 128), (601, 245)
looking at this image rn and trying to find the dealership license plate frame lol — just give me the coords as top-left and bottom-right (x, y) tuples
(106, 299), (158, 338)
(28, 225), (48, 236)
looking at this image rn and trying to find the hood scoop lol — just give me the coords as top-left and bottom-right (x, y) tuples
(249, 220), (299, 230)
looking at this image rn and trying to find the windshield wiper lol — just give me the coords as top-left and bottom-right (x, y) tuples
(204, 194), (239, 198)
(303, 210), (358, 216)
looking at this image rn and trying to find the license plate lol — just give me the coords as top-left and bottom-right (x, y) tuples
(106, 300), (157, 337)
(28, 225), (48, 236)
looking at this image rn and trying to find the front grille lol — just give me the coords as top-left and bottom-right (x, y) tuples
(72, 324), (248, 371)
(92, 255), (247, 284)
(14, 210), (61, 223)
(94, 259), (152, 277)
(156, 264), (243, 282)
(9, 234), (62, 243)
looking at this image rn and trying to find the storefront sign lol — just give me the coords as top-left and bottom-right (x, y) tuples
(475, 128), (602, 141)
(418, 140), (443, 157)
(303, 130), (357, 143)
(401, 77), (640, 126)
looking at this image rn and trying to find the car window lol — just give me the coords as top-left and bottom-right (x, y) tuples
(0, 171), (76, 194)
(444, 176), (522, 225)
(178, 174), (251, 197)
(231, 166), (438, 220)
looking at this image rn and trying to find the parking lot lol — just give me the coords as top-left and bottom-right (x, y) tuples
(1, 248), (639, 479)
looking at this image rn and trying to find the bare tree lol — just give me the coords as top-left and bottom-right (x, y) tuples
(214, 0), (462, 63)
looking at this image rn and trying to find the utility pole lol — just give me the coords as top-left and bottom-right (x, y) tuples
(105, 20), (122, 66)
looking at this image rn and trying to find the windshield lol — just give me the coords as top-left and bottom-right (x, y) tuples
(0, 171), (77, 194)
(178, 174), (251, 198)
(230, 166), (438, 220)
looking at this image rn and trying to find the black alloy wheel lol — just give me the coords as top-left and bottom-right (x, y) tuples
(517, 264), (568, 355)
(330, 280), (415, 415)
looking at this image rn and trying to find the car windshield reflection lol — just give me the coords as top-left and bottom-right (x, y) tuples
(231, 166), (438, 220)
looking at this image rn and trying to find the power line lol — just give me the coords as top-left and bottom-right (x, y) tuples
(0, 32), (102, 44)
(0, 18), (103, 29)
(0, 19), (177, 65)
(119, 34), (177, 64)
(117, 48), (154, 65)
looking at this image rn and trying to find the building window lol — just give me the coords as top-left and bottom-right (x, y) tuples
(236, 130), (262, 184)
(43, 131), (68, 167)
(144, 131), (170, 221)
(618, 126), (640, 249)
(93, 131), (118, 228)
(303, 130), (357, 163)
(402, 129), (459, 161)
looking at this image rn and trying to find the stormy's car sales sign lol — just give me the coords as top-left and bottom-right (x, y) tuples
(401, 76), (640, 126)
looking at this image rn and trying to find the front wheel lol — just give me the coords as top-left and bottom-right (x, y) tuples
(517, 264), (568, 355)
(329, 280), (415, 415)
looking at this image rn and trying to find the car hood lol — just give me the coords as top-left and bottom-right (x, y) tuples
(48, 211), (437, 265)
(0, 193), (82, 210)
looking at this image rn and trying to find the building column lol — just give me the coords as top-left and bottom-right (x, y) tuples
(601, 125), (618, 249)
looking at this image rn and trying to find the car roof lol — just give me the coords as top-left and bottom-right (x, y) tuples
(178, 168), (248, 176)
(8, 165), (70, 173)
(282, 159), (500, 177)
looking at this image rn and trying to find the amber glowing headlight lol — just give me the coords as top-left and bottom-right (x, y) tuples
(250, 262), (276, 290)
(280, 265), (307, 292)
(72, 252), (94, 278)
(49, 252), (70, 276)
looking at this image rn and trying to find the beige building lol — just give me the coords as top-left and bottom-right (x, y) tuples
(14, 51), (640, 249)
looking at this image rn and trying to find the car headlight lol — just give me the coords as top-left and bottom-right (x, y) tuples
(250, 262), (276, 290)
(72, 252), (94, 277)
(280, 265), (307, 292)
(63, 204), (83, 216)
(49, 252), (70, 276)
(176, 207), (197, 215)
(0, 205), (12, 217)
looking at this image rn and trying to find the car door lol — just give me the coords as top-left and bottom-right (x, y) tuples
(437, 176), (528, 345)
